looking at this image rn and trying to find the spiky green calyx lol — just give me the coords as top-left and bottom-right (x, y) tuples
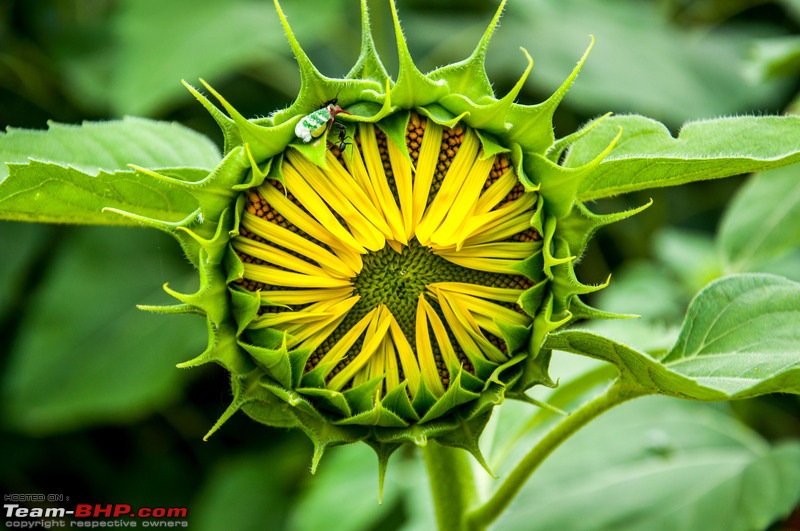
(127, 0), (638, 478)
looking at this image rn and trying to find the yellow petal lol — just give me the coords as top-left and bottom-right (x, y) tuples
(473, 168), (519, 215)
(252, 297), (353, 329)
(434, 289), (506, 363)
(415, 295), (446, 397)
(252, 310), (332, 328)
(327, 306), (392, 390)
(460, 192), (537, 244)
(282, 161), (366, 253)
(260, 287), (354, 306)
(317, 306), (379, 372)
(462, 209), (534, 247)
(280, 296), (360, 349)
(324, 150), (395, 238)
(242, 209), (357, 278)
(386, 137), (415, 240)
(242, 263), (352, 288)
(382, 336), (401, 393)
(421, 296), (460, 371)
(416, 128), (481, 245)
(388, 313), (421, 397)
(357, 124), (407, 243)
(234, 238), (347, 279)
(429, 152), (495, 247)
(411, 121), (443, 233)
(287, 151), (387, 251)
(436, 255), (520, 274)
(428, 282), (524, 303)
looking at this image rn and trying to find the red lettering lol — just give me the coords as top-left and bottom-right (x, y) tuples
(94, 504), (113, 517)
(151, 508), (166, 518)
(113, 504), (132, 517)
(75, 504), (92, 517)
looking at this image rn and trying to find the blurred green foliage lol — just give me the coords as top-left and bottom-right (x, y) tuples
(1, 0), (798, 529)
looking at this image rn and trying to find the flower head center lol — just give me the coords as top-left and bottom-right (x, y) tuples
(353, 239), (463, 338)
(234, 112), (542, 402)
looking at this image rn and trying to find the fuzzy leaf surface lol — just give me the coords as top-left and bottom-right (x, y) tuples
(0, 118), (219, 225)
(719, 165), (800, 275)
(0, 117), (221, 179)
(495, 397), (800, 531)
(546, 274), (800, 399)
(564, 115), (800, 201)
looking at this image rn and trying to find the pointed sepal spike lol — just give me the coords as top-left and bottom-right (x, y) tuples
(272, 0), (335, 105)
(439, 46), (534, 134)
(532, 125), (623, 219)
(388, 0), (448, 108)
(176, 318), (218, 369)
(347, 0), (390, 84)
(568, 296), (639, 321)
(175, 207), (234, 265)
(203, 399), (242, 441)
(270, 0), (380, 124)
(161, 249), (231, 324)
(558, 199), (653, 260)
(540, 213), (576, 279)
(547, 112), (613, 164)
(429, 0), (506, 102)
(435, 410), (497, 478)
(136, 302), (203, 315)
(198, 79), (292, 161)
(365, 441), (403, 503)
(547, 235), (610, 317)
(309, 441), (326, 475)
(530, 293), (572, 355)
(507, 36), (595, 154)
(182, 80), (241, 153)
(238, 338), (293, 389)
(101, 206), (198, 233)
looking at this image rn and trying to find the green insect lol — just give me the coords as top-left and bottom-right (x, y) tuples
(294, 98), (350, 143)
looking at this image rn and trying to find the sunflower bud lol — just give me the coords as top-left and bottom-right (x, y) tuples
(146, 0), (631, 475)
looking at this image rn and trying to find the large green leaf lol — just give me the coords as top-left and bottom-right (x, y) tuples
(0, 117), (220, 179)
(563, 115), (800, 201)
(546, 274), (800, 399)
(0, 227), (205, 434)
(0, 118), (219, 225)
(494, 397), (800, 531)
(0, 162), (205, 226)
(719, 165), (800, 275)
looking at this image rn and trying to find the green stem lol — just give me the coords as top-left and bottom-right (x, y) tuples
(422, 441), (478, 531)
(466, 382), (645, 530)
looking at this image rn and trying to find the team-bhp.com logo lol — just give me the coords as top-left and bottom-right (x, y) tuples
(4, 503), (189, 528)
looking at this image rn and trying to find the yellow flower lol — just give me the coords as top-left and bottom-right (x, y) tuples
(235, 114), (538, 403)
(143, 0), (620, 473)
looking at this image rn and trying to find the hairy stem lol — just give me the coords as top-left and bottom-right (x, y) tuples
(466, 382), (645, 530)
(422, 442), (478, 531)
